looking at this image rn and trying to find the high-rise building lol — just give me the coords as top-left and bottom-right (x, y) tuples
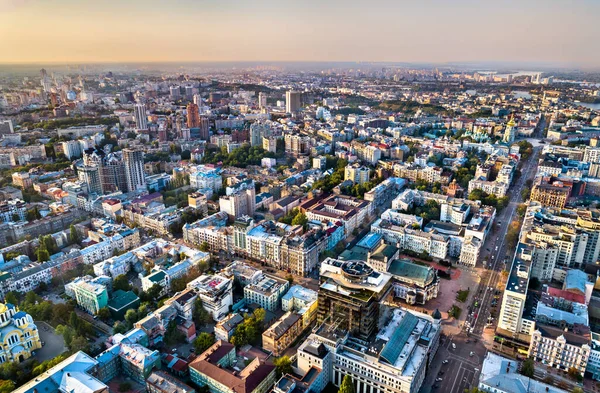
(250, 122), (271, 147)
(258, 92), (267, 109)
(78, 164), (103, 195)
(219, 179), (256, 219)
(193, 94), (202, 106)
(284, 134), (310, 156)
(123, 149), (146, 192)
(198, 117), (210, 140)
(187, 103), (200, 128)
(317, 258), (392, 339)
(134, 103), (148, 130)
(285, 90), (302, 113)
(170, 86), (181, 99)
(344, 164), (371, 185)
(62, 140), (83, 160)
(40, 68), (51, 93)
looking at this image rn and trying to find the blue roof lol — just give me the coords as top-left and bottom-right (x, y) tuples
(564, 269), (587, 294)
(357, 232), (382, 250)
(379, 312), (418, 365)
(13, 311), (26, 319)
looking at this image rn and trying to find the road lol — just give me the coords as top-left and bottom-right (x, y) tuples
(421, 135), (543, 393)
(467, 144), (541, 337)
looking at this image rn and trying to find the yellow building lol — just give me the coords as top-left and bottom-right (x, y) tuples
(0, 302), (42, 364)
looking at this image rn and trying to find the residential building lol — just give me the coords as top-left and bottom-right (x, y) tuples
(478, 352), (567, 393)
(529, 324), (591, 376)
(96, 342), (161, 385)
(286, 91), (302, 113)
(190, 341), (277, 393)
(134, 103), (148, 130)
(147, 370), (196, 393)
(187, 274), (233, 321)
(531, 179), (571, 208)
(123, 148), (146, 192)
(66, 276), (109, 314)
(344, 164), (371, 185)
(219, 179), (256, 219)
(214, 313), (244, 342)
(244, 274), (290, 312)
(303, 194), (371, 236)
(189, 165), (222, 192)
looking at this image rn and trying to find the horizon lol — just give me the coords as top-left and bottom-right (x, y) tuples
(1, 0), (598, 67)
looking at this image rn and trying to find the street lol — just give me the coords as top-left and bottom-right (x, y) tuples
(421, 137), (542, 393)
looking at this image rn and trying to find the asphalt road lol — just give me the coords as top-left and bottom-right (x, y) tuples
(466, 144), (541, 337)
(422, 133), (544, 393)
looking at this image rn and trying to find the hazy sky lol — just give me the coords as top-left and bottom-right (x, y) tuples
(0, 0), (598, 66)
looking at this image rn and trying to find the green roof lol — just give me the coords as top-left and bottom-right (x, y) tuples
(379, 312), (418, 365)
(388, 259), (435, 286)
(108, 290), (140, 311)
(148, 271), (167, 283)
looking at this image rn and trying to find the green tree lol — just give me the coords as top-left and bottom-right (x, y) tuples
(291, 212), (308, 228)
(4, 292), (18, 306)
(520, 358), (534, 378)
(274, 356), (293, 377)
(338, 375), (355, 393)
(571, 388), (584, 393)
(36, 247), (50, 262)
(194, 332), (216, 354)
(0, 380), (15, 393)
(113, 321), (128, 334)
(113, 274), (131, 291)
(193, 299), (212, 326)
(97, 307), (111, 322)
(124, 309), (139, 326)
(199, 241), (210, 252)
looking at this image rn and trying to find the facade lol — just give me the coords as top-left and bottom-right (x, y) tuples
(344, 164), (371, 185)
(189, 341), (277, 393)
(0, 302), (42, 364)
(96, 342), (161, 385)
(298, 308), (440, 393)
(187, 274), (233, 321)
(317, 258), (392, 339)
(66, 276), (109, 314)
(244, 274), (290, 312)
(285, 91), (302, 113)
(529, 325), (591, 376)
(531, 181), (571, 208)
(134, 103), (148, 130)
(123, 148), (146, 193)
(0, 198), (26, 223)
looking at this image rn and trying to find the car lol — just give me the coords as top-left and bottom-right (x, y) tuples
(474, 368), (480, 372)
(470, 351), (475, 357)
(442, 360), (449, 364)
(435, 378), (443, 382)
(439, 371), (444, 375)
(190, 348), (195, 352)
(452, 343), (456, 349)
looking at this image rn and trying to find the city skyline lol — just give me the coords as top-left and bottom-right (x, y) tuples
(0, 0), (599, 66)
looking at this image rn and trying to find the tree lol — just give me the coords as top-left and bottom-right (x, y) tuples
(520, 358), (534, 378)
(97, 307), (111, 322)
(339, 375), (355, 393)
(285, 274), (294, 284)
(291, 212), (308, 228)
(113, 274), (131, 291)
(0, 380), (15, 393)
(567, 367), (583, 381)
(4, 292), (18, 306)
(70, 336), (89, 352)
(274, 356), (293, 377)
(164, 320), (186, 345)
(119, 382), (132, 392)
(124, 309), (139, 326)
(36, 247), (50, 262)
(199, 241), (210, 252)
(571, 388), (584, 393)
(146, 283), (163, 300)
(194, 332), (215, 354)
(113, 321), (128, 334)
(193, 299), (212, 326)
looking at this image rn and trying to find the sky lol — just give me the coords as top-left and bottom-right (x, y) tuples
(0, 0), (598, 66)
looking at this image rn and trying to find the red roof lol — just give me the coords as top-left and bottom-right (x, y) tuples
(547, 287), (586, 304)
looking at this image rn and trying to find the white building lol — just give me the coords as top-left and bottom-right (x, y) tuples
(187, 274), (233, 321)
(243, 274), (290, 312)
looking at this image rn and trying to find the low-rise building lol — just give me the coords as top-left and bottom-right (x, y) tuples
(189, 341), (277, 393)
(244, 274), (290, 312)
(187, 274), (233, 321)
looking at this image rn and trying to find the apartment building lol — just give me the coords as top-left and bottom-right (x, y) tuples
(189, 341), (276, 393)
(529, 324), (591, 376)
(344, 164), (371, 185)
(531, 179), (571, 208)
(65, 276), (109, 315)
(244, 274), (290, 312)
(187, 274), (233, 321)
(303, 194), (371, 236)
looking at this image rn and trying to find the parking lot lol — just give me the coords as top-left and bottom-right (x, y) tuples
(34, 321), (67, 362)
